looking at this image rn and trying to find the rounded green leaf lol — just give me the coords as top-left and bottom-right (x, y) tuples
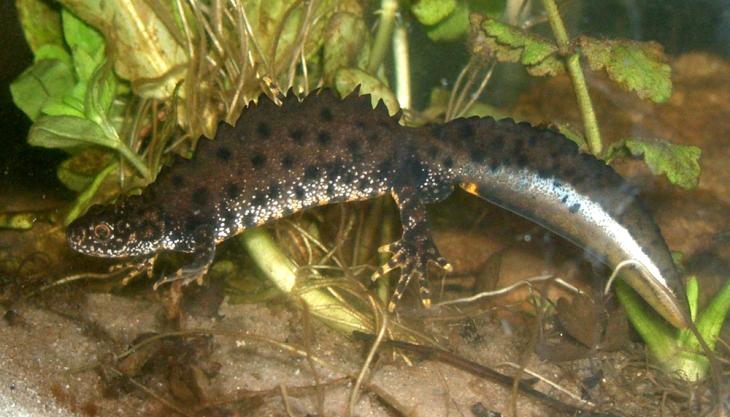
(10, 59), (76, 121)
(411, 0), (457, 26)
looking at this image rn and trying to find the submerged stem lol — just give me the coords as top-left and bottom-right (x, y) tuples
(368, 0), (397, 74)
(541, 0), (603, 155)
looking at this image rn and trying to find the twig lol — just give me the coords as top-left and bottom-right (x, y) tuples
(354, 333), (617, 417)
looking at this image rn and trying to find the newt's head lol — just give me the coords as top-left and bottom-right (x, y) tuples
(67, 196), (168, 258)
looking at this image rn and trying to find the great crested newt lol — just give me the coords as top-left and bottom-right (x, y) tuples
(66, 89), (690, 328)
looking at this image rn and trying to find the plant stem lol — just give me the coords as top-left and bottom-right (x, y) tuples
(541, 0), (603, 155)
(64, 162), (118, 225)
(393, 22), (411, 109)
(368, 0), (397, 74)
(239, 228), (372, 333)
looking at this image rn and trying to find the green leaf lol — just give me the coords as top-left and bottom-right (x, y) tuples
(334, 68), (400, 116)
(579, 37), (672, 103)
(34, 44), (72, 67)
(15, 0), (63, 53)
(57, 149), (112, 192)
(61, 8), (104, 73)
(411, 0), (457, 26)
(615, 280), (676, 363)
(64, 162), (118, 225)
(472, 14), (563, 76)
(323, 12), (370, 84)
(62, 9), (105, 82)
(10, 59), (76, 121)
(427, 1), (469, 42)
(607, 138), (701, 190)
(694, 278), (730, 352)
(28, 115), (115, 150)
(30, 115), (151, 180)
(84, 61), (118, 129)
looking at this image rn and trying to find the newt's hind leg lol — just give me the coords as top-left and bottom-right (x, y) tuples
(372, 185), (453, 311)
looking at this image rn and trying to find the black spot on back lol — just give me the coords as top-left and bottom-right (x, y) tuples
(192, 187), (210, 206)
(320, 107), (333, 122)
(343, 171), (356, 184)
(470, 148), (487, 163)
(458, 122), (476, 139)
(516, 153), (529, 168)
(171, 175), (185, 187)
(569, 203), (581, 213)
(281, 154), (295, 169)
(223, 210), (237, 228)
(226, 183), (240, 199)
(251, 191), (266, 207)
(304, 165), (320, 181)
(537, 168), (553, 179)
(357, 177), (370, 191)
(243, 212), (256, 227)
(430, 124), (445, 140)
(443, 157), (454, 169)
(267, 184), (280, 198)
(256, 122), (271, 139)
(427, 145), (439, 160)
(561, 195), (569, 204)
(488, 136), (505, 152)
(216, 146), (232, 162)
(326, 160), (346, 179)
(184, 215), (204, 233)
(294, 186), (306, 200)
(289, 128), (305, 144)
(251, 153), (267, 168)
(376, 159), (393, 180)
(326, 183), (335, 197)
(317, 131), (331, 147)
(346, 138), (361, 155)
(347, 139), (363, 162)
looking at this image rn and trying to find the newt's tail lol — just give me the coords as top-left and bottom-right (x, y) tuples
(418, 117), (689, 328)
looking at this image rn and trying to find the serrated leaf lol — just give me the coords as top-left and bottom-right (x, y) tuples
(10, 59), (76, 121)
(334, 68), (399, 116)
(579, 37), (672, 103)
(412, 0), (457, 26)
(473, 15), (563, 76)
(607, 138), (701, 189)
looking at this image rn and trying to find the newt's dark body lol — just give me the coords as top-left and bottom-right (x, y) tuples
(67, 90), (689, 328)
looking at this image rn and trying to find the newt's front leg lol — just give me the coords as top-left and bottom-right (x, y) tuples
(372, 185), (453, 311)
(153, 225), (217, 289)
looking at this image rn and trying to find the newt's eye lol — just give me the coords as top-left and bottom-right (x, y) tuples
(93, 223), (112, 241)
